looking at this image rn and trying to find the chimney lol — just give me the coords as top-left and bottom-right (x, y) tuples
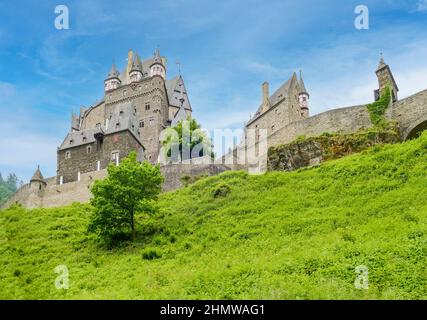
(262, 82), (269, 103)
(261, 82), (270, 112)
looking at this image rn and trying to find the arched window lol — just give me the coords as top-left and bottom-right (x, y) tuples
(65, 151), (71, 159)
(87, 145), (92, 154)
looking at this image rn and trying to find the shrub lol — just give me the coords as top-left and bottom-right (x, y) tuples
(211, 183), (231, 198)
(142, 248), (162, 260)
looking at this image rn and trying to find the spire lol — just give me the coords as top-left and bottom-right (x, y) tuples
(106, 63), (120, 79)
(298, 69), (308, 95)
(131, 53), (143, 72)
(375, 52), (399, 102)
(151, 47), (164, 66)
(377, 52), (387, 71)
(30, 165), (45, 183)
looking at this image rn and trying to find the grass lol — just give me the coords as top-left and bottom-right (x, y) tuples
(1, 133), (427, 299)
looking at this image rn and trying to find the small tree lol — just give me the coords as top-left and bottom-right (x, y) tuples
(88, 152), (164, 243)
(162, 118), (214, 161)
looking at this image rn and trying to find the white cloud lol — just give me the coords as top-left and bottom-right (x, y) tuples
(417, 0), (427, 11)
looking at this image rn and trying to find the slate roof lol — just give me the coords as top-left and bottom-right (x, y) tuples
(60, 103), (143, 151)
(131, 54), (143, 72)
(165, 75), (192, 111)
(106, 63), (120, 80)
(299, 71), (308, 95)
(30, 166), (45, 182)
(253, 73), (296, 117)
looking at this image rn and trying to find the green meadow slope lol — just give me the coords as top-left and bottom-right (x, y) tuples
(1, 133), (427, 299)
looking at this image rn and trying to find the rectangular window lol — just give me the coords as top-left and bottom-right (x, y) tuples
(77, 172), (81, 182)
(97, 160), (101, 171)
(145, 103), (150, 111)
(111, 151), (120, 166)
(139, 120), (144, 128)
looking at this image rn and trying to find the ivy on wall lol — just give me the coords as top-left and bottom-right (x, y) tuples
(367, 85), (392, 126)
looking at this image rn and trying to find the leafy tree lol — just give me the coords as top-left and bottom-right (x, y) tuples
(88, 152), (164, 244)
(5, 173), (19, 192)
(162, 118), (214, 162)
(0, 172), (21, 204)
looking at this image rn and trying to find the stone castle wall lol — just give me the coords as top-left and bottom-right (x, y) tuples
(1, 163), (231, 209)
(226, 88), (427, 171)
(386, 89), (427, 139)
(57, 130), (143, 184)
(103, 75), (169, 162)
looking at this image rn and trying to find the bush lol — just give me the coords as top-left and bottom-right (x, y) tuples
(211, 183), (231, 198)
(142, 248), (162, 260)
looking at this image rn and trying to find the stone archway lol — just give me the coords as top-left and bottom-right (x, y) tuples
(404, 117), (427, 140)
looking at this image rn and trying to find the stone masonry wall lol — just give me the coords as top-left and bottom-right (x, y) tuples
(57, 130), (142, 184)
(386, 89), (427, 139)
(1, 163), (231, 209)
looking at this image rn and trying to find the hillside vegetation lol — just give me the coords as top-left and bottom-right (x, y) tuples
(1, 133), (427, 299)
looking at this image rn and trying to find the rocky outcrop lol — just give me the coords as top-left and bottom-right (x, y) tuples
(268, 128), (400, 172)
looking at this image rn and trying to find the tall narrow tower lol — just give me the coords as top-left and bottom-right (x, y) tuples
(150, 48), (166, 80)
(298, 70), (310, 118)
(129, 54), (143, 83)
(104, 63), (121, 92)
(375, 54), (399, 102)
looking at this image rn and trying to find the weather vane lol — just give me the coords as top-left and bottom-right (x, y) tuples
(176, 60), (181, 75)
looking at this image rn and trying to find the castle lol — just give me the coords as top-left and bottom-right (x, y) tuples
(57, 48), (193, 185)
(244, 55), (400, 151)
(2, 54), (427, 209)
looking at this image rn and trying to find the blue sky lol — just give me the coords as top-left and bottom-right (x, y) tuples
(0, 0), (426, 181)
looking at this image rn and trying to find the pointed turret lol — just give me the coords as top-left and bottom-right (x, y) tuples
(298, 70), (309, 96)
(104, 63), (122, 92)
(298, 70), (310, 118)
(30, 165), (47, 192)
(130, 53), (143, 83)
(106, 63), (120, 80)
(375, 53), (399, 102)
(131, 54), (142, 72)
(150, 47), (166, 79)
(31, 165), (45, 183)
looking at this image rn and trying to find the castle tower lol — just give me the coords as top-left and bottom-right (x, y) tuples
(30, 165), (47, 191)
(150, 48), (166, 80)
(375, 54), (398, 102)
(298, 70), (310, 118)
(129, 53), (143, 83)
(260, 82), (271, 113)
(104, 63), (121, 92)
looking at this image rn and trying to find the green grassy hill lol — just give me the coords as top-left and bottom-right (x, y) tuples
(1, 133), (427, 300)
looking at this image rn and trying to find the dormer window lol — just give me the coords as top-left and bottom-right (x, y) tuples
(115, 122), (120, 129)
(119, 110), (124, 115)
(69, 139), (74, 145)
(82, 137), (87, 142)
